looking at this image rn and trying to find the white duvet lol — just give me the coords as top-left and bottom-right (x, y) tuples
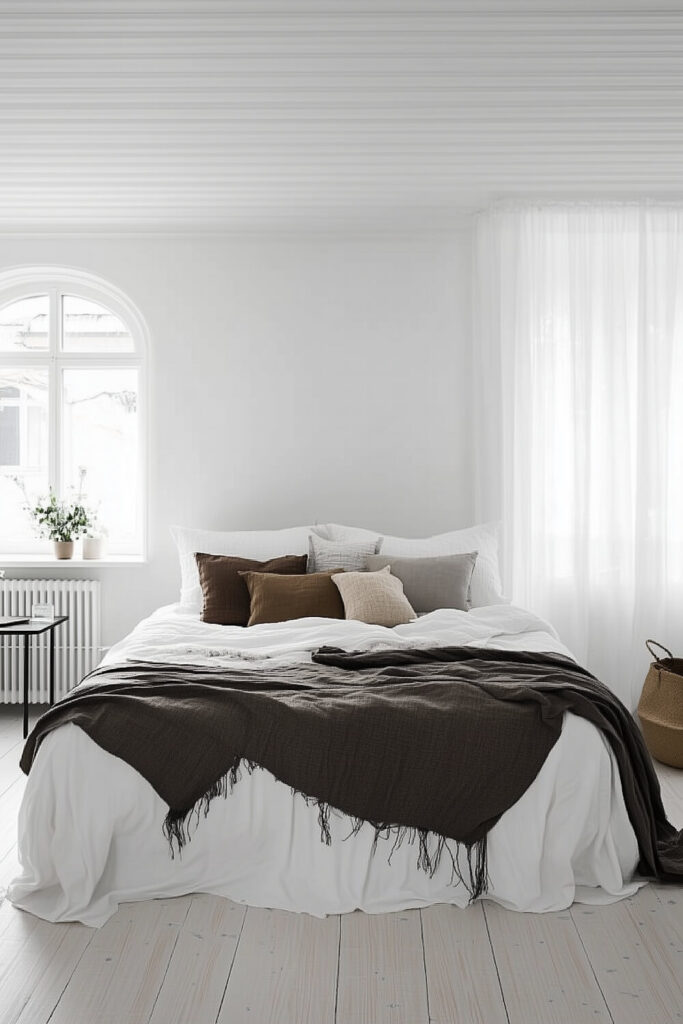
(8, 603), (641, 927)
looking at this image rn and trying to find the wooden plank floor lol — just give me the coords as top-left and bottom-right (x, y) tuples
(0, 705), (682, 1024)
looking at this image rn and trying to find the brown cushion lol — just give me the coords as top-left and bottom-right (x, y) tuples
(239, 569), (345, 626)
(195, 552), (307, 626)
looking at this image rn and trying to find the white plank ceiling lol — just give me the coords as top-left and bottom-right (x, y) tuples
(2, 0), (683, 231)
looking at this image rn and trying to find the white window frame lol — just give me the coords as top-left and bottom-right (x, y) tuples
(0, 266), (149, 558)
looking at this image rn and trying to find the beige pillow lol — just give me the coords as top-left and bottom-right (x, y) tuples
(332, 566), (416, 627)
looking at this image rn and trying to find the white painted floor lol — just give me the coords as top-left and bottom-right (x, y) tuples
(0, 705), (682, 1024)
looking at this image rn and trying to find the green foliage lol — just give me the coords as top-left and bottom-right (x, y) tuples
(28, 491), (91, 543)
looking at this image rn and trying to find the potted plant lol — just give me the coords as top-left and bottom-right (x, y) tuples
(82, 508), (108, 560)
(28, 492), (90, 560)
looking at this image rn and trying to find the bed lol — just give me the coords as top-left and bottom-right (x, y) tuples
(7, 601), (642, 928)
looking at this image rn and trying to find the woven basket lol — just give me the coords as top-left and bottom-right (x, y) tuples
(638, 640), (683, 769)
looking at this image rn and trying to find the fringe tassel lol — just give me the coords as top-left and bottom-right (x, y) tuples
(162, 755), (259, 855)
(161, 757), (489, 901)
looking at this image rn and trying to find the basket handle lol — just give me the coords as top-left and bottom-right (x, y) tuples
(646, 639), (674, 662)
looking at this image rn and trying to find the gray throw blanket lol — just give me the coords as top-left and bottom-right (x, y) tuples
(20, 646), (683, 900)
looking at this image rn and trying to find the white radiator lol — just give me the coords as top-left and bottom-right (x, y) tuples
(0, 580), (101, 703)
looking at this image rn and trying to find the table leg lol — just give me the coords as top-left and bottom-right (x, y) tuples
(23, 633), (29, 740)
(49, 627), (55, 706)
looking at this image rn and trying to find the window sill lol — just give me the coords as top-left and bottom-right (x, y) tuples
(0, 555), (147, 568)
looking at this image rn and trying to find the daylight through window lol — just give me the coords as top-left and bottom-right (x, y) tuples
(0, 273), (146, 556)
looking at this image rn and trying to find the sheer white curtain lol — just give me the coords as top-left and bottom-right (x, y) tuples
(474, 204), (683, 708)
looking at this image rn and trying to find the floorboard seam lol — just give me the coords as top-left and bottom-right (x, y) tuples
(481, 901), (511, 1024)
(568, 906), (616, 1024)
(0, 774), (23, 802)
(44, 927), (97, 1024)
(418, 908), (432, 1024)
(213, 901), (248, 1023)
(333, 913), (342, 1024)
(0, 739), (23, 761)
(16, 925), (77, 1024)
(145, 894), (194, 1024)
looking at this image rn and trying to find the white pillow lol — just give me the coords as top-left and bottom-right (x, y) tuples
(320, 522), (504, 608)
(313, 523), (382, 545)
(171, 524), (312, 610)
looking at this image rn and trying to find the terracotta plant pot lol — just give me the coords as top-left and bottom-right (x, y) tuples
(53, 540), (74, 560)
(82, 537), (105, 560)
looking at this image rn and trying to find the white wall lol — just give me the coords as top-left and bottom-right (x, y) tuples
(0, 230), (473, 648)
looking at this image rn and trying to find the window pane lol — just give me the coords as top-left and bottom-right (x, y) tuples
(0, 368), (49, 547)
(62, 295), (134, 353)
(0, 295), (49, 352)
(62, 368), (140, 551)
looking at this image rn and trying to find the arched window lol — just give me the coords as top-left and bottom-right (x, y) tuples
(0, 268), (147, 557)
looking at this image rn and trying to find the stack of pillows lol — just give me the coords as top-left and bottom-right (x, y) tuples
(171, 522), (505, 629)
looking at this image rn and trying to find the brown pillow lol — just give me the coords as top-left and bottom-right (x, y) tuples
(195, 552), (307, 626)
(239, 569), (345, 626)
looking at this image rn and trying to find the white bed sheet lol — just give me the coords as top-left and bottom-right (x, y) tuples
(8, 603), (642, 926)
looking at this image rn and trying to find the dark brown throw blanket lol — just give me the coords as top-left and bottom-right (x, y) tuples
(21, 646), (683, 900)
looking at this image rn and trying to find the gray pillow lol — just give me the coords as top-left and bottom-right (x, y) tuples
(308, 532), (380, 573)
(365, 552), (478, 613)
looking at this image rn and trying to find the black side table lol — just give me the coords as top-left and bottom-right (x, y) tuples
(0, 616), (68, 738)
